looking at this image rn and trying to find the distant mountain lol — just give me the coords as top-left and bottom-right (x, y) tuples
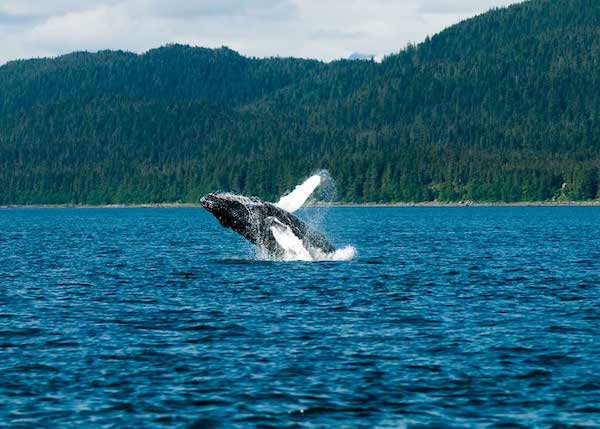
(1, 0), (600, 205)
(348, 53), (375, 61)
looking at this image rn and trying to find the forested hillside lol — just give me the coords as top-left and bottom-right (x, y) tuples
(2, 0), (600, 204)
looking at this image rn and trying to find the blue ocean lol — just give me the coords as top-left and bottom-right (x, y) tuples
(1, 207), (599, 427)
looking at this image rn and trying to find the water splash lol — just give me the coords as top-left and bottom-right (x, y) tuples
(296, 170), (338, 229)
(311, 246), (357, 262)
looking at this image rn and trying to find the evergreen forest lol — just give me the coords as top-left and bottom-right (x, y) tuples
(2, 0), (600, 204)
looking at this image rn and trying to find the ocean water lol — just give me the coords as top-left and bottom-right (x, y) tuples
(1, 207), (599, 428)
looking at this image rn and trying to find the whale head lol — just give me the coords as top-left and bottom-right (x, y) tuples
(200, 193), (260, 231)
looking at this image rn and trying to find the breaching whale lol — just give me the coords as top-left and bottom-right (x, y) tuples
(200, 175), (336, 259)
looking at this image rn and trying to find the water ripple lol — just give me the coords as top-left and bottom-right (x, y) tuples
(0, 207), (599, 427)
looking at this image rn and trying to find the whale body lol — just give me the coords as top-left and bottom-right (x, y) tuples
(200, 192), (336, 258)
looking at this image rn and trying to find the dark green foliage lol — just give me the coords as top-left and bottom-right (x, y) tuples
(1, 0), (600, 204)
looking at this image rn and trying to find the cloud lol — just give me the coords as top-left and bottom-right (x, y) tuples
(418, 0), (520, 15)
(143, 0), (296, 19)
(0, 12), (44, 27)
(0, 0), (109, 18)
(0, 0), (522, 65)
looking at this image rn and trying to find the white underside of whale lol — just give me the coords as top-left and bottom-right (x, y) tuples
(268, 217), (357, 262)
(269, 218), (312, 261)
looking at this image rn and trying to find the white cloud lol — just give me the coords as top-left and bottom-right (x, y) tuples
(0, 0), (522, 65)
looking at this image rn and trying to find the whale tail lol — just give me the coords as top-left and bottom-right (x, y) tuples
(275, 174), (322, 213)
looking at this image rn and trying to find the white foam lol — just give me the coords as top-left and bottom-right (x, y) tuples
(315, 246), (357, 262)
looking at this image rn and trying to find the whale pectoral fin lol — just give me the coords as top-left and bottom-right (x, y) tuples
(275, 174), (321, 213)
(267, 218), (312, 261)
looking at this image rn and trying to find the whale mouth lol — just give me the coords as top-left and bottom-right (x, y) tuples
(200, 194), (217, 210)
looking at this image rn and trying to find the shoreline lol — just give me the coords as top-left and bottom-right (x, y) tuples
(3, 201), (600, 209)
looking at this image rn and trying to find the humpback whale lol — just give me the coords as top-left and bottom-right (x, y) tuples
(200, 175), (336, 259)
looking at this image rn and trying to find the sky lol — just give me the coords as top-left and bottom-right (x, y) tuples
(0, 0), (521, 65)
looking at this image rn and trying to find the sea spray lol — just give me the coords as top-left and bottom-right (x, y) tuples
(295, 170), (338, 229)
(310, 245), (357, 262)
